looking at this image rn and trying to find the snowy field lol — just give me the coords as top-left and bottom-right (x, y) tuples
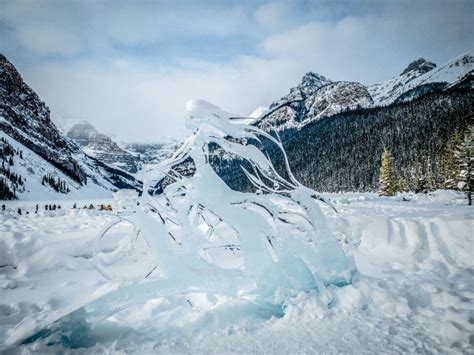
(0, 191), (472, 353)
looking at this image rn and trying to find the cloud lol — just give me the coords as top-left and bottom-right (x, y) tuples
(0, 1), (257, 56)
(1, 0), (472, 141)
(24, 55), (298, 141)
(260, 2), (474, 83)
(254, 2), (299, 30)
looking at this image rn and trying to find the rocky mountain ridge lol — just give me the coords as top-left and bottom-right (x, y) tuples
(0, 54), (141, 199)
(256, 50), (473, 131)
(67, 121), (140, 174)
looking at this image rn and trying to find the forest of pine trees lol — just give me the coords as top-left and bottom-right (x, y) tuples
(376, 123), (473, 201)
(0, 136), (25, 199)
(442, 131), (462, 189)
(42, 174), (70, 194)
(213, 85), (473, 203)
(454, 125), (473, 205)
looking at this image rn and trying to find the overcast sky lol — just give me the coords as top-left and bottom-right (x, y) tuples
(0, 0), (472, 141)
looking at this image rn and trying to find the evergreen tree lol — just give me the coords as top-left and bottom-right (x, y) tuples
(442, 131), (462, 189)
(398, 177), (408, 192)
(456, 125), (474, 205)
(378, 148), (399, 196)
(414, 160), (433, 194)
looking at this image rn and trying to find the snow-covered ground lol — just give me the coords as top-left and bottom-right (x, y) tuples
(0, 191), (472, 353)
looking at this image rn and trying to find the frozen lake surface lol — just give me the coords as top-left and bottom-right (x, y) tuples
(0, 191), (472, 353)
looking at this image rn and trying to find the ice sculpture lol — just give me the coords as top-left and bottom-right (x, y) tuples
(15, 99), (356, 347)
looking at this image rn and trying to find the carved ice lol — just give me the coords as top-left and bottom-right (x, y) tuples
(16, 99), (356, 346)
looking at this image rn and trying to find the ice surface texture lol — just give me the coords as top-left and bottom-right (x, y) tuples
(15, 99), (356, 346)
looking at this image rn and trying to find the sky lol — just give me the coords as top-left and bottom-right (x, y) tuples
(0, 0), (472, 141)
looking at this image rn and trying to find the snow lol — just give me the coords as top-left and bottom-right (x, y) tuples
(0, 191), (472, 353)
(369, 50), (473, 106)
(0, 132), (113, 201)
(249, 106), (269, 119)
(1, 99), (473, 353)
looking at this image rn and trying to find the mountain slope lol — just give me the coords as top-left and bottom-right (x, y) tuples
(0, 54), (141, 200)
(67, 121), (141, 174)
(368, 50), (473, 106)
(216, 83), (473, 193)
(257, 73), (373, 131)
(254, 51), (473, 133)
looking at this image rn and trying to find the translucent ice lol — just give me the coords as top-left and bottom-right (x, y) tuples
(15, 99), (356, 346)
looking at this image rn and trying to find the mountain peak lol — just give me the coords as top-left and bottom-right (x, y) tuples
(300, 72), (332, 89)
(400, 58), (436, 76)
(279, 72), (332, 102)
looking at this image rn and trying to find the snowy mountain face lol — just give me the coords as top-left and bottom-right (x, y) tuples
(257, 72), (373, 131)
(123, 141), (177, 171)
(0, 54), (141, 200)
(67, 122), (141, 174)
(220, 69), (473, 194)
(65, 121), (97, 147)
(368, 51), (474, 106)
(255, 51), (473, 132)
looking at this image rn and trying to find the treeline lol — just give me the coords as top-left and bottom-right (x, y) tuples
(271, 86), (472, 192)
(378, 122), (473, 205)
(42, 174), (70, 193)
(0, 136), (25, 199)
(213, 85), (473, 199)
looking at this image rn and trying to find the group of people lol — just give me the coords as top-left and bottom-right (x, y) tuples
(1, 202), (113, 215)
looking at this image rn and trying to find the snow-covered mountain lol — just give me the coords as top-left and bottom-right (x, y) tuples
(123, 141), (177, 166)
(368, 51), (473, 106)
(122, 140), (179, 181)
(256, 50), (473, 132)
(0, 54), (141, 200)
(257, 73), (373, 131)
(67, 121), (141, 174)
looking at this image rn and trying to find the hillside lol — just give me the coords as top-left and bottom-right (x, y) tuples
(215, 84), (473, 193)
(0, 54), (141, 200)
(256, 50), (473, 132)
(67, 121), (141, 174)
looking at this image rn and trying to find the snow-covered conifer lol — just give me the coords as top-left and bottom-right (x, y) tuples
(378, 148), (398, 196)
(442, 131), (462, 189)
(456, 125), (473, 205)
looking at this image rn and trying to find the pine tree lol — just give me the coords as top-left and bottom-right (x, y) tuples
(398, 177), (408, 192)
(456, 125), (474, 205)
(442, 131), (462, 189)
(378, 148), (399, 196)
